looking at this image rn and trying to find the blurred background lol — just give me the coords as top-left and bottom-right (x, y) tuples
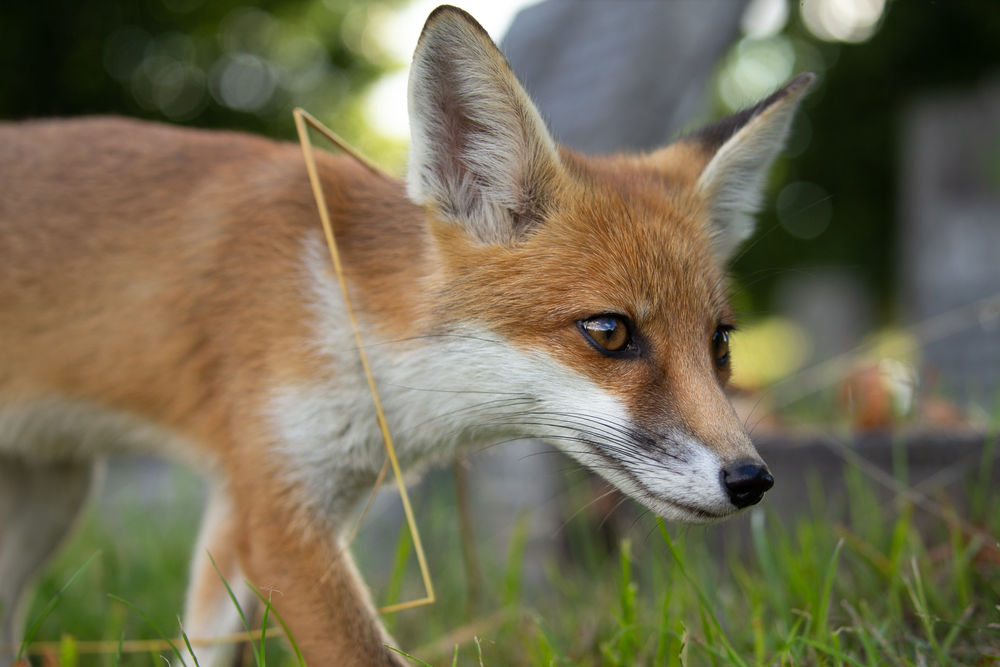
(6, 0), (1000, 664)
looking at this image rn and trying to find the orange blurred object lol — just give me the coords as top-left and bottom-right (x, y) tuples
(838, 363), (895, 430)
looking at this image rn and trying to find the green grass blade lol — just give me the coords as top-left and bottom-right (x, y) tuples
(939, 605), (975, 658)
(696, 605), (717, 666)
(107, 594), (187, 666)
(207, 551), (261, 667)
(530, 613), (568, 666)
(17, 551), (100, 661)
(766, 609), (807, 664)
(841, 600), (882, 667)
(654, 578), (680, 667)
(258, 594), (271, 667)
(245, 580), (306, 667)
(813, 538), (844, 646)
(382, 521), (412, 632)
(386, 644), (434, 666)
(798, 637), (867, 667)
(179, 624), (201, 667)
(971, 428), (999, 521)
(614, 539), (638, 659)
(112, 631), (124, 667)
(502, 512), (530, 607)
(657, 519), (747, 667)
(885, 503), (913, 621)
(474, 635), (486, 667)
(904, 556), (946, 664)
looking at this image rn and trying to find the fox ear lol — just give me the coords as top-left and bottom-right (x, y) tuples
(406, 5), (562, 245)
(692, 73), (815, 262)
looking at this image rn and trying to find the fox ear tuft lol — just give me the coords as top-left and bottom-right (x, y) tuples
(693, 73), (815, 262)
(406, 6), (562, 245)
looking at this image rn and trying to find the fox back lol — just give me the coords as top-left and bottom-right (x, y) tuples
(0, 6), (812, 666)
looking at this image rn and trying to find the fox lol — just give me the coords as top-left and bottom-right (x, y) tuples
(0, 5), (813, 666)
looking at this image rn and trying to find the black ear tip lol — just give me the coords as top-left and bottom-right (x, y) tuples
(784, 72), (817, 95)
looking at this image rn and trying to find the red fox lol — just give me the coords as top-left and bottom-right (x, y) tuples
(0, 5), (812, 665)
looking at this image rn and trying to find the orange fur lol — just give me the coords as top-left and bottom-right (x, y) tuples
(0, 117), (419, 665)
(0, 6), (812, 665)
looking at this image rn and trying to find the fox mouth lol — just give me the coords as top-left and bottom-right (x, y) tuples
(500, 403), (746, 523)
(628, 472), (730, 523)
(586, 443), (732, 523)
(656, 495), (727, 521)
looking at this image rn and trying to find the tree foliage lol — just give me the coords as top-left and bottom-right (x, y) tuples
(733, 1), (1000, 316)
(0, 0), (402, 141)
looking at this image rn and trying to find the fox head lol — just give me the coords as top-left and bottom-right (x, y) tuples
(405, 6), (813, 522)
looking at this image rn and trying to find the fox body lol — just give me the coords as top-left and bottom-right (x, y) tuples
(0, 6), (812, 666)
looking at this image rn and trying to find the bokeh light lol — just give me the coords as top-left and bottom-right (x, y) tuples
(741, 0), (789, 39)
(801, 0), (887, 44)
(776, 181), (833, 240)
(717, 35), (796, 110)
(730, 317), (813, 388)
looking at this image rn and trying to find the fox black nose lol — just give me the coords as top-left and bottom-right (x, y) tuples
(721, 461), (774, 509)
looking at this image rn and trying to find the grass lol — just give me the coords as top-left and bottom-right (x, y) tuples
(17, 428), (1000, 666)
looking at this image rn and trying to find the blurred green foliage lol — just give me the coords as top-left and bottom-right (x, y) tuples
(0, 0), (403, 150)
(732, 1), (1000, 318)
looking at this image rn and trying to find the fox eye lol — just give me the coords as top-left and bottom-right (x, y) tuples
(712, 326), (732, 368)
(579, 315), (632, 354)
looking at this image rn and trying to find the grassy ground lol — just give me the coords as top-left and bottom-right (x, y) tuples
(16, 429), (1000, 666)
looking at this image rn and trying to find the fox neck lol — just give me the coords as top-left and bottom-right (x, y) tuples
(263, 187), (538, 522)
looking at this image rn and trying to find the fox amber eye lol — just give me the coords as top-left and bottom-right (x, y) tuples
(579, 315), (631, 353)
(712, 327), (732, 368)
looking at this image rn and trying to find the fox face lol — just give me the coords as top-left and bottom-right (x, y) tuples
(424, 162), (750, 522)
(402, 6), (813, 522)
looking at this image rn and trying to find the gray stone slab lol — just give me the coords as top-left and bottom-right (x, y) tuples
(502, 0), (747, 153)
(900, 77), (1000, 405)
